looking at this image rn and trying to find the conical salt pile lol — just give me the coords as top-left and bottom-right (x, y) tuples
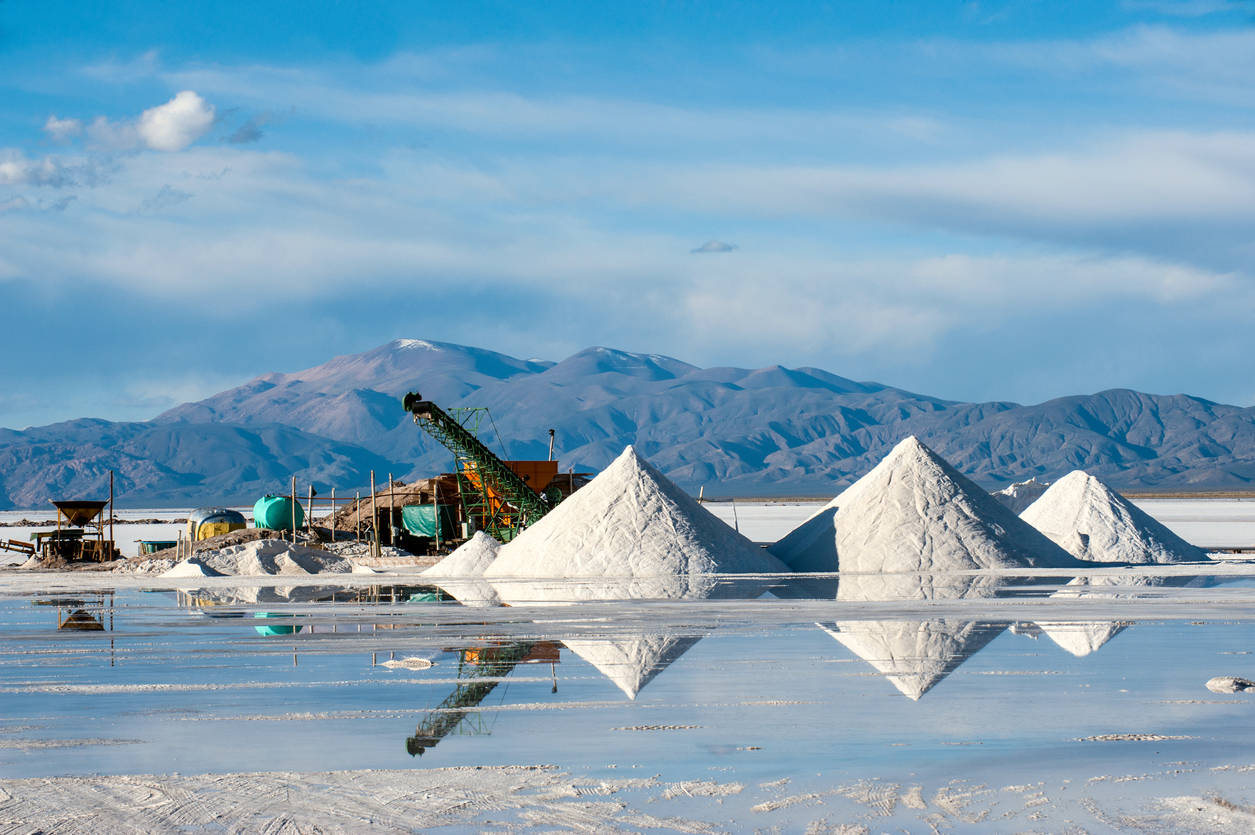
(420, 531), (501, 607)
(1020, 470), (1208, 564)
(991, 477), (1051, 515)
(485, 445), (786, 603)
(771, 436), (1077, 574)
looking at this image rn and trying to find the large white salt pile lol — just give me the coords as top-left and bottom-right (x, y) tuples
(771, 436), (1077, 574)
(484, 445), (787, 603)
(158, 558), (223, 578)
(820, 571), (1009, 700)
(991, 477), (1051, 515)
(1020, 470), (1208, 564)
(420, 532), (501, 608)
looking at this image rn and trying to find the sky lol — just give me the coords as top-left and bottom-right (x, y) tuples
(3, 0), (1255, 429)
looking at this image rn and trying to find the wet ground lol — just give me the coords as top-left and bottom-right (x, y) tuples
(2, 501), (1255, 832)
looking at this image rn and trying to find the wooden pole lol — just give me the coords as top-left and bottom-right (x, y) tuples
(356, 491), (361, 543)
(307, 483), (314, 537)
(433, 480), (440, 553)
(330, 488), (336, 539)
(108, 470), (114, 558)
(388, 473), (395, 549)
(370, 471), (378, 559)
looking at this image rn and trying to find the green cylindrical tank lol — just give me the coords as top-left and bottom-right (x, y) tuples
(252, 495), (305, 531)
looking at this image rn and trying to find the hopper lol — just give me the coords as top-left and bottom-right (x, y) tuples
(51, 500), (108, 527)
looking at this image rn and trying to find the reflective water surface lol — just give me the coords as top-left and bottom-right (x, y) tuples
(3, 567), (1255, 831)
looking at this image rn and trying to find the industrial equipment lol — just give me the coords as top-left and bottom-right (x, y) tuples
(403, 392), (553, 542)
(34, 500), (118, 562)
(253, 495), (305, 531)
(187, 507), (247, 541)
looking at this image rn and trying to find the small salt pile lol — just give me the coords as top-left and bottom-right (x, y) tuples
(991, 477), (1051, 515)
(1020, 470), (1207, 564)
(485, 445), (786, 603)
(1021, 471), (1207, 657)
(771, 436), (1077, 574)
(153, 539), (355, 577)
(420, 532), (501, 607)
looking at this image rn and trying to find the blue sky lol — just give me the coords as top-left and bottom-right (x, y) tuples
(3, 0), (1255, 428)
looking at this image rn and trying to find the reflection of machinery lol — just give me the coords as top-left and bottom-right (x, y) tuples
(403, 392), (587, 542)
(33, 594), (115, 632)
(406, 641), (561, 756)
(34, 500), (118, 562)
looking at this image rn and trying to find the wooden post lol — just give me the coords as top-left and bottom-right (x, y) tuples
(307, 484), (314, 537)
(290, 475), (297, 544)
(108, 470), (114, 559)
(356, 491), (361, 543)
(330, 488), (336, 539)
(388, 473), (395, 549)
(369, 471), (379, 559)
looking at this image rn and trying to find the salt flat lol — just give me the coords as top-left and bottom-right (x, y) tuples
(3, 501), (1255, 832)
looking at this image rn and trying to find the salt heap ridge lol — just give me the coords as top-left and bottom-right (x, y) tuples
(771, 436), (1077, 574)
(992, 477), (1051, 515)
(485, 445), (785, 699)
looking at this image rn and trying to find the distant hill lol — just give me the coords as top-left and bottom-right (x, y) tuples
(2, 338), (1254, 508)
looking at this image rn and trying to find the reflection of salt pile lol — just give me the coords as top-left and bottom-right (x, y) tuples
(1021, 471), (1207, 565)
(991, 477), (1051, 514)
(821, 572), (1009, 700)
(485, 445), (785, 699)
(420, 532), (501, 607)
(772, 436), (1077, 574)
(568, 634), (703, 700)
(1021, 471), (1208, 657)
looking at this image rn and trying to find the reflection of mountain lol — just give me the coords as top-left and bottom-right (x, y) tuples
(819, 572), (1009, 700)
(561, 635), (702, 700)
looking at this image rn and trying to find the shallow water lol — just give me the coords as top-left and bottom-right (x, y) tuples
(2, 567), (1255, 831)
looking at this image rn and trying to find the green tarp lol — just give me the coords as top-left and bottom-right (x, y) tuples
(401, 504), (455, 539)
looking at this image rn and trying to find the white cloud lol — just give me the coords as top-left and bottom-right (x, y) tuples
(0, 151), (75, 187)
(84, 91), (216, 153)
(43, 115), (82, 142)
(138, 91), (215, 152)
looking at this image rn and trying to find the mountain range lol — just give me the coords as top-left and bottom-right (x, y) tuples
(2, 337), (1254, 508)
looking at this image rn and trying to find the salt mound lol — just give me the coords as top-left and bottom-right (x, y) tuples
(563, 635), (701, 700)
(1038, 618), (1126, 657)
(1020, 470), (1208, 564)
(195, 539), (354, 576)
(484, 445), (786, 604)
(421, 532), (501, 608)
(159, 559), (223, 578)
(772, 436), (1077, 574)
(992, 477), (1051, 515)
